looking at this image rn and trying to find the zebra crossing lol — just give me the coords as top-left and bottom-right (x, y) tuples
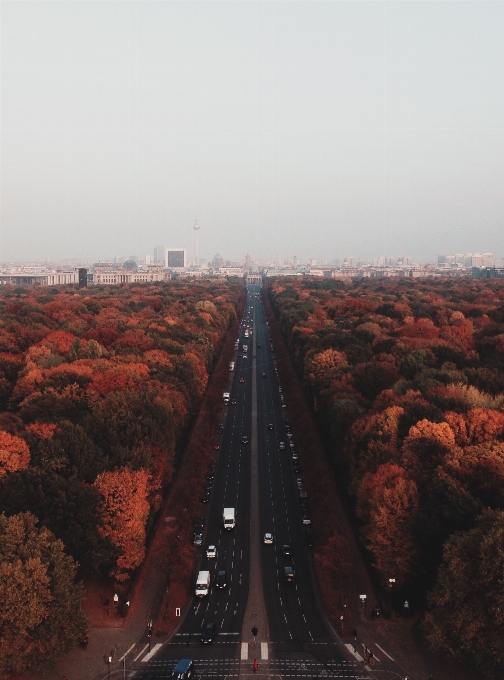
(131, 656), (368, 679)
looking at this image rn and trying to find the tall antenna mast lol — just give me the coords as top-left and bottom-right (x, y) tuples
(193, 218), (200, 266)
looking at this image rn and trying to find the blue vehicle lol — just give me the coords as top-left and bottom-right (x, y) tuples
(172, 659), (194, 680)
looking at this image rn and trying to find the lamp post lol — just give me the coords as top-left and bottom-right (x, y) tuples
(147, 618), (153, 652)
(359, 594), (367, 614)
(388, 579), (395, 614)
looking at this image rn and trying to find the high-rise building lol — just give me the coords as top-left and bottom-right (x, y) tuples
(154, 245), (165, 265)
(166, 249), (186, 268)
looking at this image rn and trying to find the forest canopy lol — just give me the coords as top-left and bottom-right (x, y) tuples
(269, 276), (504, 679)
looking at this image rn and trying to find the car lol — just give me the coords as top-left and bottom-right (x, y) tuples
(206, 545), (217, 558)
(279, 441), (286, 450)
(289, 441), (295, 448)
(305, 526), (315, 547)
(267, 423), (275, 430)
(213, 444), (220, 450)
(239, 378), (245, 384)
(217, 424), (224, 433)
(287, 433), (293, 439)
(206, 471), (215, 480)
(278, 387), (283, 393)
(292, 463), (301, 473)
(193, 533), (203, 546)
(242, 355), (247, 360)
(281, 403), (287, 409)
(171, 658), (194, 680)
(301, 509), (312, 525)
(201, 493), (210, 504)
(281, 544), (292, 556)
(195, 516), (205, 528)
(263, 533), (273, 544)
(299, 490), (308, 499)
(201, 622), (217, 644)
(241, 435), (249, 444)
(257, 343), (261, 348)
(262, 372), (267, 378)
(215, 570), (228, 589)
(291, 453), (299, 462)
(284, 566), (296, 583)
(296, 477), (303, 488)
(231, 399), (237, 405)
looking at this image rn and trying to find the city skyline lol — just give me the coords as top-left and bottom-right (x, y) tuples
(2, 2), (504, 263)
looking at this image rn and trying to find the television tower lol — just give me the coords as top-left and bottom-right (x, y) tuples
(193, 218), (200, 266)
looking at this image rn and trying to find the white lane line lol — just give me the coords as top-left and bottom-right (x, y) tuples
(133, 644), (149, 662)
(261, 642), (269, 660)
(141, 643), (162, 662)
(375, 643), (394, 660)
(241, 642), (249, 659)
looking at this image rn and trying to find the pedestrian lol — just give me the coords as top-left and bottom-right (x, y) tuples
(253, 659), (259, 673)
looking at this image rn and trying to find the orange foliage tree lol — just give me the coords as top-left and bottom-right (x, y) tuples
(0, 431), (30, 477)
(94, 467), (150, 580)
(357, 463), (419, 586)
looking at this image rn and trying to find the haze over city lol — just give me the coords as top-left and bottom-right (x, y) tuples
(2, 1), (504, 263)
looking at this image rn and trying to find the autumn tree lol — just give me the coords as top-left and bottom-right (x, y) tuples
(0, 430), (30, 477)
(401, 419), (456, 483)
(357, 463), (419, 586)
(423, 510), (504, 679)
(0, 512), (88, 675)
(94, 467), (150, 579)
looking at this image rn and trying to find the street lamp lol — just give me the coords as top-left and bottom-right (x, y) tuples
(359, 594), (367, 614)
(388, 579), (395, 613)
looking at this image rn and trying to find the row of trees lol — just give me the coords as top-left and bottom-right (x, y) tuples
(0, 280), (242, 673)
(269, 276), (504, 678)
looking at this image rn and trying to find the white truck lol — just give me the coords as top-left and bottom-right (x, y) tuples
(195, 570), (210, 597)
(244, 330), (249, 338)
(229, 361), (235, 372)
(223, 507), (236, 530)
(223, 392), (230, 404)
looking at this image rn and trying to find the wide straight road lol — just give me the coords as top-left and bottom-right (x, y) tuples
(129, 284), (377, 680)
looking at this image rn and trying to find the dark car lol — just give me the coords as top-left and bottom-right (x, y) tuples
(193, 533), (203, 546)
(241, 435), (249, 444)
(281, 544), (292, 556)
(239, 378), (245, 384)
(205, 482), (213, 493)
(284, 566), (296, 583)
(231, 399), (237, 405)
(267, 423), (275, 430)
(201, 492), (210, 504)
(301, 509), (312, 525)
(262, 372), (267, 378)
(305, 525), (315, 547)
(206, 470), (215, 480)
(217, 423), (224, 433)
(215, 570), (228, 589)
(201, 622), (217, 644)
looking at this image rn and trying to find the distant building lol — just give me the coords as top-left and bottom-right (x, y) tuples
(78, 268), (88, 288)
(0, 268), (80, 286)
(92, 264), (167, 285)
(154, 245), (165, 265)
(166, 248), (186, 269)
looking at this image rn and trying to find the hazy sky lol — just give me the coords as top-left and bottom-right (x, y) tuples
(1, 1), (504, 264)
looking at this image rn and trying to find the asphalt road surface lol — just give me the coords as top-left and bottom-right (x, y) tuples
(130, 285), (377, 680)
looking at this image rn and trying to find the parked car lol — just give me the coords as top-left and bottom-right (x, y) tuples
(193, 533), (203, 546)
(217, 423), (224, 433)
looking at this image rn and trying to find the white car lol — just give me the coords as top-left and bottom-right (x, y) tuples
(263, 533), (274, 544)
(206, 545), (217, 559)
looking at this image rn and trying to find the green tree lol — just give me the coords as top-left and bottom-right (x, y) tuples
(423, 510), (504, 679)
(0, 512), (88, 675)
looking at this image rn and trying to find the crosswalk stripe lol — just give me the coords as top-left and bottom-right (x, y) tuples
(241, 642), (248, 659)
(260, 642), (268, 660)
(141, 643), (163, 662)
